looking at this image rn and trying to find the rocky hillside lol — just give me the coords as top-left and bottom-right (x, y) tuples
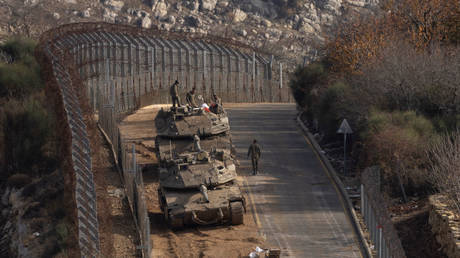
(1, 0), (378, 61)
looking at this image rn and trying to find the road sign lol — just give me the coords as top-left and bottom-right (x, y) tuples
(337, 119), (353, 175)
(337, 119), (353, 134)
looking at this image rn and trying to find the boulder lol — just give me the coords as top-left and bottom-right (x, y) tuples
(200, 0), (217, 11)
(104, 0), (124, 12)
(167, 15), (176, 24)
(23, 0), (39, 6)
(232, 8), (247, 23)
(103, 8), (118, 23)
(321, 12), (334, 26)
(184, 16), (201, 27)
(300, 22), (315, 33)
(217, 1), (228, 8)
(240, 0), (278, 18)
(53, 12), (60, 20)
(174, 2), (182, 12)
(81, 9), (91, 18)
(152, 0), (168, 19)
(186, 0), (200, 12)
(141, 16), (152, 28)
(261, 18), (272, 27)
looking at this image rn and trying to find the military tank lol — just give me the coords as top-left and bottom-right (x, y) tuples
(155, 105), (245, 228)
(157, 148), (245, 228)
(155, 105), (230, 138)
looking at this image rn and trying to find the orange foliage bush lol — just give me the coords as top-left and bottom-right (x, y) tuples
(326, 0), (460, 74)
(382, 0), (460, 47)
(326, 14), (395, 74)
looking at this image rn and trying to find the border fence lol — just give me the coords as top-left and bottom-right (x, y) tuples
(38, 22), (292, 258)
(361, 167), (407, 258)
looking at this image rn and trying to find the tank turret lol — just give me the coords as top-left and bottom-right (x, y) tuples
(155, 106), (230, 138)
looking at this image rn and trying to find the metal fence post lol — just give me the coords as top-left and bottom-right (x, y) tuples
(361, 184), (364, 219)
(132, 144), (136, 173)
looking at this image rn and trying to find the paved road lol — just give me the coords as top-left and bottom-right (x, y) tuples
(227, 104), (361, 258)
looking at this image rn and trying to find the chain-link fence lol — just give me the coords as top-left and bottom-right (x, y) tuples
(120, 145), (151, 257)
(37, 39), (100, 258)
(361, 167), (407, 258)
(38, 22), (293, 258)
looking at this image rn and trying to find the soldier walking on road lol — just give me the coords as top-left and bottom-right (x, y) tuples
(170, 80), (181, 108)
(247, 139), (261, 175)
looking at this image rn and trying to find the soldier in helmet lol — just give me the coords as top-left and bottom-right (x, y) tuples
(213, 93), (222, 106)
(211, 93), (223, 114)
(247, 139), (261, 175)
(170, 80), (181, 108)
(186, 86), (197, 108)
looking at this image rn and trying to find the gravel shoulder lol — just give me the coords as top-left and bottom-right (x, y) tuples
(92, 130), (140, 258)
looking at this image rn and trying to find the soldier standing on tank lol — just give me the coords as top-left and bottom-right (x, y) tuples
(247, 139), (261, 175)
(170, 80), (181, 108)
(213, 93), (222, 106)
(186, 87), (197, 108)
(211, 93), (223, 113)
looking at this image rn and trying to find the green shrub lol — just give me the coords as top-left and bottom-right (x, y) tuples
(362, 110), (435, 197)
(1, 96), (54, 178)
(0, 63), (43, 98)
(0, 38), (42, 99)
(0, 38), (37, 64)
(316, 81), (350, 137)
(289, 62), (328, 120)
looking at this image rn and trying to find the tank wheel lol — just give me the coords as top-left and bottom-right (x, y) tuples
(169, 214), (184, 229)
(230, 201), (244, 225)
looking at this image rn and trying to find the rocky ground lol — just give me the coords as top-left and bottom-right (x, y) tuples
(391, 198), (448, 258)
(0, 0), (378, 62)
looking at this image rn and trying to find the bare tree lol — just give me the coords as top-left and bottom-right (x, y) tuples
(352, 41), (460, 116)
(428, 130), (460, 216)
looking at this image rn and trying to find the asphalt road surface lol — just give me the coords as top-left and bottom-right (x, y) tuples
(227, 104), (361, 258)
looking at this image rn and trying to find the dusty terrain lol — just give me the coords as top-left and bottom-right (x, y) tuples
(92, 129), (140, 257)
(119, 104), (266, 258)
(391, 199), (447, 258)
(145, 171), (265, 258)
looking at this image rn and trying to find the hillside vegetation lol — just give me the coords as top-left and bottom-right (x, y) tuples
(0, 38), (76, 257)
(291, 0), (460, 219)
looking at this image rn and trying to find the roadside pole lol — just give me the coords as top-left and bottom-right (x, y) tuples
(337, 119), (353, 175)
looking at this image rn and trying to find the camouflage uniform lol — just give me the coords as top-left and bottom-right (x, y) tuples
(212, 94), (223, 114)
(213, 94), (222, 106)
(186, 89), (197, 108)
(170, 80), (181, 107)
(247, 141), (261, 175)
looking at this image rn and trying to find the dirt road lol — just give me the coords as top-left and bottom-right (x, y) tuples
(227, 103), (361, 257)
(93, 131), (139, 257)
